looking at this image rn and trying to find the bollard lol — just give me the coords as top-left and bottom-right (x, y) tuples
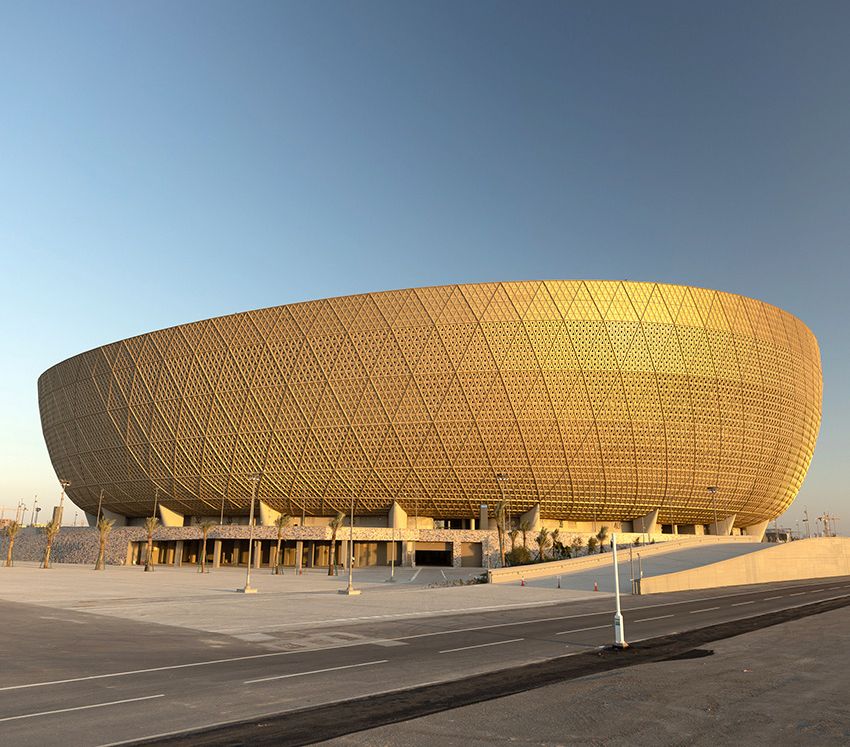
(557, 575), (561, 589)
(521, 578), (525, 586)
(594, 580), (598, 592)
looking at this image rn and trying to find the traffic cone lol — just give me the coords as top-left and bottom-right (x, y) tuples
(594, 580), (598, 592)
(557, 576), (561, 589)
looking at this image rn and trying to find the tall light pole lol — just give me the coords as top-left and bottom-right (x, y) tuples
(707, 486), (718, 533)
(239, 473), (261, 594)
(95, 489), (105, 525)
(58, 479), (70, 526)
(30, 496), (38, 526)
(340, 495), (361, 595)
(496, 473), (509, 527)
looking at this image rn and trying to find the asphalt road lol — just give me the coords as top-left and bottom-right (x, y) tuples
(1, 577), (849, 746)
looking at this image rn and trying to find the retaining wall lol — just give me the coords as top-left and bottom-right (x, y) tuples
(488, 535), (760, 584)
(638, 537), (850, 594)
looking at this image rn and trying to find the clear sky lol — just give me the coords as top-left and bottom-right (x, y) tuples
(1, 1), (847, 533)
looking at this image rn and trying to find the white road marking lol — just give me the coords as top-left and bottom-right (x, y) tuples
(440, 570), (447, 581)
(8, 587), (848, 694)
(0, 694), (164, 723)
(789, 592), (807, 597)
(439, 638), (524, 654)
(732, 601), (755, 606)
(555, 625), (610, 635)
(763, 596), (783, 601)
(633, 614), (674, 623)
(410, 568), (422, 582)
(244, 659), (387, 684)
(689, 607), (720, 614)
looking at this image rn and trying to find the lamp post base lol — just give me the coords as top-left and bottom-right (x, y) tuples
(338, 587), (361, 595)
(237, 586), (258, 594)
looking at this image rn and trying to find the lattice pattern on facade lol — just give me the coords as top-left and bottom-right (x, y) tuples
(38, 281), (822, 527)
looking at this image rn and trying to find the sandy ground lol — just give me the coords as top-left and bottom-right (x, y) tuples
(327, 605), (850, 746)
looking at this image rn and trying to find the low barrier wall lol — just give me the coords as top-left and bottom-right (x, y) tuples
(638, 537), (850, 594)
(488, 535), (760, 584)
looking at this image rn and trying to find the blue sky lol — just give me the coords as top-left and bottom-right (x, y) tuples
(1, 1), (847, 531)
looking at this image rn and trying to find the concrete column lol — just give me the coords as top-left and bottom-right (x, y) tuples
(103, 508), (128, 527)
(401, 540), (414, 567)
(175, 540), (184, 567)
(672, 524), (679, 535)
(633, 508), (659, 535)
(708, 514), (737, 536)
(295, 540), (303, 574)
(213, 539), (222, 568)
(254, 540), (262, 568)
(519, 504), (541, 532)
(125, 541), (134, 565)
(469, 518), (476, 530)
(388, 501), (408, 529)
(479, 504), (489, 531)
(452, 542), (463, 568)
(744, 519), (769, 542)
(158, 505), (184, 527)
(259, 501), (282, 527)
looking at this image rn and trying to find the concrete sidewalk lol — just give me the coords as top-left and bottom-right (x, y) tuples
(0, 563), (600, 637)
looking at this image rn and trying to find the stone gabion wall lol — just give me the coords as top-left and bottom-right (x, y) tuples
(0, 525), (503, 567)
(0, 524), (686, 567)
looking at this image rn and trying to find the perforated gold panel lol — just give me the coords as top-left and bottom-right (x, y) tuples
(38, 281), (822, 527)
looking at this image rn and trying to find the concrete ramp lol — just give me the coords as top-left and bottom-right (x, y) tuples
(526, 541), (768, 593)
(638, 537), (850, 594)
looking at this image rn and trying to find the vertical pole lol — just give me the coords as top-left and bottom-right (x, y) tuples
(629, 546), (634, 594)
(95, 489), (104, 525)
(240, 475), (260, 593)
(612, 533), (627, 648)
(340, 495), (361, 595)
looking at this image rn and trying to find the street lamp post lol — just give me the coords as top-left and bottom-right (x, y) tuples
(496, 473), (509, 528)
(58, 479), (70, 526)
(238, 474), (261, 594)
(340, 495), (361, 595)
(707, 486), (718, 533)
(30, 497), (38, 526)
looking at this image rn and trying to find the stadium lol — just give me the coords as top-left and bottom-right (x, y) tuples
(37, 280), (822, 567)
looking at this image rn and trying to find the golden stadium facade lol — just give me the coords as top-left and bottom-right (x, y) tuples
(38, 281), (822, 530)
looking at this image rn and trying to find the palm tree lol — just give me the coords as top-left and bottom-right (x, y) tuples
(94, 517), (115, 570)
(550, 528), (561, 559)
(328, 511), (345, 576)
(535, 527), (550, 561)
(571, 535), (584, 557)
(4, 521), (21, 567)
(494, 500), (507, 568)
(508, 528), (519, 552)
(273, 513), (292, 575)
(596, 525), (609, 554)
(42, 520), (60, 569)
(198, 521), (215, 573)
(144, 516), (159, 572)
(519, 519), (532, 549)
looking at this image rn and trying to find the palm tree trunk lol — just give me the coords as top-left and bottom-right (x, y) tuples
(275, 538), (283, 574)
(145, 537), (154, 571)
(497, 524), (505, 568)
(328, 532), (337, 576)
(96, 542), (105, 570)
(200, 537), (207, 573)
(43, 542), (52, 569)
(5, 540), (13, 568)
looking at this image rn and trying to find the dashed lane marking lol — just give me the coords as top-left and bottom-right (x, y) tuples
(0, 694), (164, 723)
(633, 614), (675, 623)
(689, 607), (720, 614)
(439, 638), (524, 654)
(555, 625), (610, 635)
(244, 660), (387, 684)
